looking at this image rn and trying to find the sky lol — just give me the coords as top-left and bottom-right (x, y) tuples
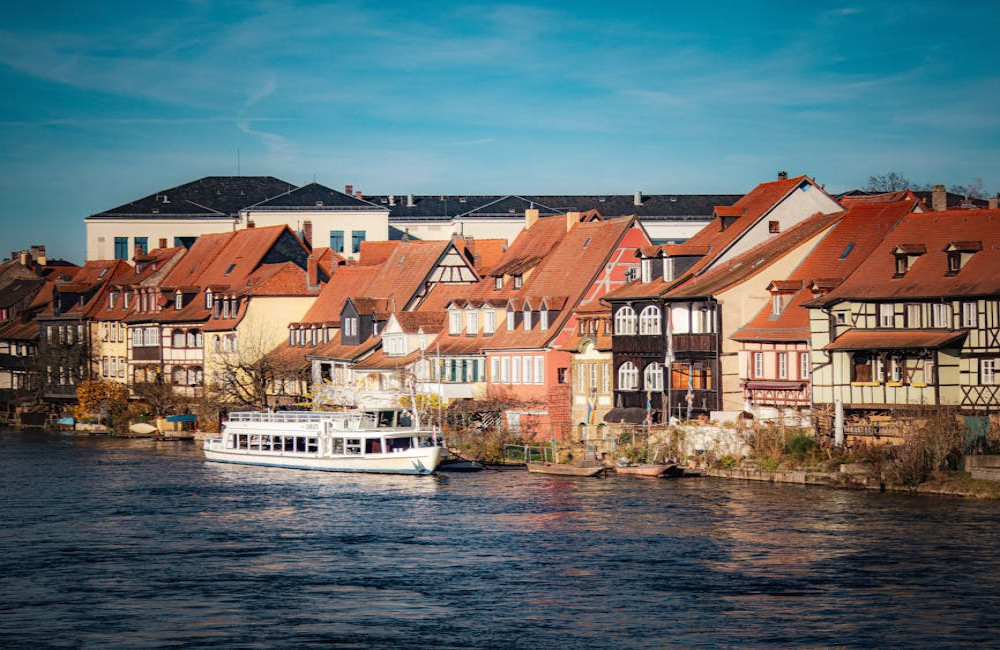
(1, 0), (998, 263)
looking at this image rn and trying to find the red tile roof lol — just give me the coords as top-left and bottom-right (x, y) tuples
(824, 329), (967, 351)
(810, 209), (1000, 304)
(838, 190), (919, 208)
(357, 241), (401, 266)
(731, 201), (913, 342)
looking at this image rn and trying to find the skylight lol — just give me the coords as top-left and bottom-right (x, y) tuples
(839, 243), (854, 260)
(224, 263), (236, 276)
(97, 268), (108, 279)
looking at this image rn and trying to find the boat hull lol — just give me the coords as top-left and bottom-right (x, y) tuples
(526, 462), (605, 477)
(615, 464), (678, 477)
(203, 445), (443, 475)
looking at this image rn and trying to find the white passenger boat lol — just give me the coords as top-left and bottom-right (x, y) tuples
(202, 410), (446, 475)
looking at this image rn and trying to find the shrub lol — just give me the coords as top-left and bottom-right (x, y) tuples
(785, 433), (817, 460)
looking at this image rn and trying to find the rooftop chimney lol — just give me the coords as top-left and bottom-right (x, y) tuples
(306, 255), (319, 290)
(989, 196), (999, 210)
(344, 184), (353, 196)
(355, 190), (362, 200)
(30, 245), (46, 266)
(388, 194), (396, 206)
(634, 191), (643, 206)
(566, 211), (582, 232)
(406, 194), (415, 208)
(932, 184), (947, 212)
(524, 208), (540, 230)
(19, 251), (29, 267)
(777, 171), (788, 181)
(302, 220), (313, 249)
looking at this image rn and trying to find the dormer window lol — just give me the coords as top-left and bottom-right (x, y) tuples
(892, 244), (925, 278)
(947, 253), (960, 274)
(174, 291), (182, 310)
(466, 309), (479, 335)
(540, 308), (549, 330)
(513, 275), (523, 289)
(205, 290), (213, 310)
(494, 277), (503, 290)
(483, 308), (496, 335)
(641, 259), (652, 283)
(123, 291), (131, 309)
(506, 307), (515, 330)
(944, 241), (982, 276)
(108, 292), (117, 310)
(523, 305), (532, 331)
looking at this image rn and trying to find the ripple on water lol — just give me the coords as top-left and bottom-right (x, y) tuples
(3, 430), (1000, 648)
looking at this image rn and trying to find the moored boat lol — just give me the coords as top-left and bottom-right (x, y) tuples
(614, 463), (679, 477)
(202, 411), (445, 475)
(526, 461), (606, 477)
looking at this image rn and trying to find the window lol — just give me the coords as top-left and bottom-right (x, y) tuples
(534, 355), (544, 384)
(644, 363), (664, 391)
(132, 328), (143, 346)
(962, 302), (978, 327)
(638, 305), (661, 335)
(773, 294), (785, 316)
(890, 358), (904, 383)
(205, 290), (213, 310)
(906, 304), (922, 328)
(523, 306), (532, 331)
(602, 363), (610, 393)
(512, 356), (521, 383)
(134, 237), (148, 255)
(144, 327), (158, 346)
(114, 237), (128, 260)
(615, 305), (637, 335)
(351, 230), (366, 254)
(330, 230), (344, 253)
(768, 220), (780, 233)
(494, 277), (503, 290)
(449, 309), (462, 335)
(578, 364), (587, 392)
(491, 357), (500, 381)
(753, 352), (764, 378)
(123, 292), (131, 309)
(589, 363), (598, 389)
(174, 292), (182, 310)
(834, 311), (847, 325)
(879, 304), (894, 328)
(540, 309), (549, 330)
(483, 309), (496, 335)
(894, 255), (908, 276)
(224, 263), (236, 276)
(947, 253), (961, 275)
(467, 310), (479, 334)
(557, 368), (568, 384)
(800, 353), (810, 379)
(501, 357), (510, 383)
(513, 275), (523, 289)
(172, 329), (185, 348)
(506, 309), (515, 331)
(641, 258), (652, 283)
(108, 292), (117, 310)
(982, 359), (997, 385)
(102, 356), (108, 377)
(344, 317), (357, 337)
(932, 303), (951, 328)
(618, 362), (639, 391)
(778, 352), (788, 379)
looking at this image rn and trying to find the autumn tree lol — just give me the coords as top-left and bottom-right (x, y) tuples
(208, 325), (298, 411)
(74, 379), (130, 432)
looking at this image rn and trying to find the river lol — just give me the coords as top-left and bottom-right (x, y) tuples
(2, 430), (1000, 648)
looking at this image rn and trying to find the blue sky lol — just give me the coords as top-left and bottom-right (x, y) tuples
(1, 0), (998, 262)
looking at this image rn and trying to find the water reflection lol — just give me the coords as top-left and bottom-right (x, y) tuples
(4, 430), (1000, 647)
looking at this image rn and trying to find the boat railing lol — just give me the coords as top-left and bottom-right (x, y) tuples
(227, 411), (365, 425)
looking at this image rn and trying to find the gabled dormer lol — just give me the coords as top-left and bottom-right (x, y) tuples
(766, 280), (802, 317)
(340, 299), (362, 345)
(943, 241), (982, 276)
(892, 244), (926, 277)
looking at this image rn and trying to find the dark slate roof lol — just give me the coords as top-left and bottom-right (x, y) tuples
(248, 182), (387, 211)
(88, 176), (298, 220)
(366, 193), (741, 223)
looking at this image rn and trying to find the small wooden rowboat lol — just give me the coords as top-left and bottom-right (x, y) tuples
(614, 463), (679, 477)
(526, 461), (606, 477)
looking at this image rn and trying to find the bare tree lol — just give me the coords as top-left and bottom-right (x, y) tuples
(208, 324), (299, 411)
(864, 171), (912, 192)
(950, 177), (987, 200)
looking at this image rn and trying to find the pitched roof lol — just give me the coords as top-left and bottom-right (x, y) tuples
(88, 176), (296, 219)
(824, 329), (967, 351)
(731, 201), (913, 342)
(249, 182), (386, 211)
(810, 208), (1000, 305)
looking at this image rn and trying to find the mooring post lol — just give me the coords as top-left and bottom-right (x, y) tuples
(834, 399), (845, 448)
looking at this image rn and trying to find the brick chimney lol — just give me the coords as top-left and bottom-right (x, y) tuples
(932, 184), (947, 212)
(306, 254), (319, 290)
(344, 184), (353, 196)
(525, 208), (540, 230)
(355, 191), (363, 200)
(302, 220), (313, 249)
(566, 211), (582, 232)
(30, 245), (46, 266)
(777, 171), (788, 180)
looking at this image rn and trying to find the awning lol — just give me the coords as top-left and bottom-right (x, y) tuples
(744, 381), (806, 391)
(603, 407), (650, 424)
(166, 414), (198, 422)
(824, 329), (967, 351)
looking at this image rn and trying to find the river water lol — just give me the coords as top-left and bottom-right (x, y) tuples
(2, 430), (1000, 648)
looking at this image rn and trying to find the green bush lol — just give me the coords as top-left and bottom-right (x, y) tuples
(785, 433), (817, 460)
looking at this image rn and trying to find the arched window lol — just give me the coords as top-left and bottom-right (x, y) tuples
(213, 335), (221, 352)
(615, 306), (637, 335)
(171, 366), (186, 385)
(618, 361), (639, 391)
(639, 305), (661, 335)
(644, 362), (664, 391)
(186, 330), (197, 347)
(187, 366), (203, 386)
(172, 329), (185, 348)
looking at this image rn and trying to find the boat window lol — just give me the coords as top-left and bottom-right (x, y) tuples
(307, 438), (319, 453)
(295, 437), (307, 452)
(237, 434), (249, 449)
(388, 437), (412, 452)
(226, 434), (236, 449)
(345, 438), (362, 454)
(250, 434), (261, 450)
(365, 439), (383, 454)
(283, 437), (295, 452)
(260, 435), (272, 451)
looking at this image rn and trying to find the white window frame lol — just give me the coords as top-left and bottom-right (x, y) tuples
(534, 355), (544, 384)
(540, 309), (549, 330)
(932, 303), (951, 328)
(506, 309), (515, 331)
(643, 362), (663, 391)
(982, 358), (996, 385)
(512, 356), (521, 384)
(501, 357), (510, 383)
(523, 357), (532, 385)
(800, 353), (810, 379)
(449, 309), (463, 335)
(753, 352), (764, 378)
(523, 307), (532, 331)
(483, 309), (496, 335)
(638, 305), (661, 335)
(491, 357), (500, 381)
(778, 352), (788, 379)
(879, 304), (894, 328)
(615, 305), (637, 336)
(962, 301), (978, 327)
(618, 362), (639, 391)
(467, 310), (479, 334)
